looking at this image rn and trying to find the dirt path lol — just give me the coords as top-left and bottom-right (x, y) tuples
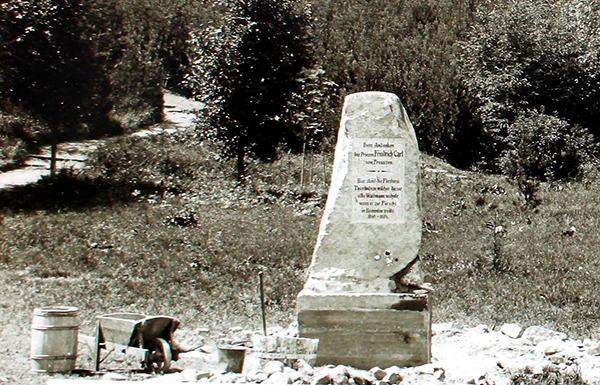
(0, 92), (203, 190)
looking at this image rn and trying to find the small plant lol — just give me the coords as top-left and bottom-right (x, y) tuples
(483, 212), (510, 273)
(515, 174), (541, 209)
(512, 366), (586, 385)
(499, 112), (596, 208)
(0, 110), (49, 170)
(165, 209), (199, 227)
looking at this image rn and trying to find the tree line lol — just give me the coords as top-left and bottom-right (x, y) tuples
(2, 0), (600, 185)
(0, 0), (215, 170)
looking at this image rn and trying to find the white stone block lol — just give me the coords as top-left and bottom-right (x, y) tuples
(521, 326), (567, 346)
(499, 323), (523, 339)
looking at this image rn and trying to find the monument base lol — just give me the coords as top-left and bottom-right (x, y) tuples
(297, 292), (431, 369)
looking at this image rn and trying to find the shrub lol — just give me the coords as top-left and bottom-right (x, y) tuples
(460, 0), (600, 176)
(2, 0), (119, 141)
(187, 0), (314, 177)
(0, 111), (49, 170)
(500, 110), (597, 181)
(309, 0), (478, 165)
(86, 135), (199, 195)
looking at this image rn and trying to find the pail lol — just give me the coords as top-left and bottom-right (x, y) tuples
(218, 346), (247, 373)
(31, 306), (79, 373)
(251, 335), (319, 366)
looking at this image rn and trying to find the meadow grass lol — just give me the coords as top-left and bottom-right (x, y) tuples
(2, 133), (600, 383)
(421, 156), (600, 337)
(0, 133), (328, 383)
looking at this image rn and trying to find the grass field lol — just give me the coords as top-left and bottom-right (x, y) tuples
(420, 157), (600, 337)
(2, 131), (600, 383)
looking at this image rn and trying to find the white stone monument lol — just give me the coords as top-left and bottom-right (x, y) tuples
(297, 91), (431, 369)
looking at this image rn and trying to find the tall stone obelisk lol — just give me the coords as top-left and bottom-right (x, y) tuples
(297, 92), (431, 369)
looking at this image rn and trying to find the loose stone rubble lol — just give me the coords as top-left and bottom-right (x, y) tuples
(137, 323), (600, 385)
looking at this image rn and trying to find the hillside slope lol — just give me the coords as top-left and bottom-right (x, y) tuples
(2, 119), (600, 383)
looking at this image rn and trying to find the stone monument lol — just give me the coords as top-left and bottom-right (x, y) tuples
(297, 91), (431, 369)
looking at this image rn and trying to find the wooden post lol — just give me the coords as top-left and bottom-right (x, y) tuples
(259, 272), (267, 336)
(50, 144), (58, 177)
(93, 321), (101, 372)
(300, 142), (306, 188)
(308, 151), (314, 187)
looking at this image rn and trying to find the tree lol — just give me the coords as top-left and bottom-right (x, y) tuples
(1, 0), (213, 169)
(459, 0), (600, 179)
(3, 0), (118, 141)
(189, 0), (312, 178)
(308, 0), (479, 166)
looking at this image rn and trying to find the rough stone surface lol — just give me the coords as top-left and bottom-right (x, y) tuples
(330, 365), (350, 384)
(266, 372), (291, 385)
(433, 368), (446, 381)
(297, 92), (430, 370)
(311, 371), (332, 385)
(382, 372), (402, 384)
(47, 322), (600, 385)
(246, 369), (268, 383)
(539, 339), (565, 355)
(283, 367), (301, 383)
(297, 359), (315, 377)
(370, 367), (387, 380)
(500, 323), (523, 339)
(521, 326), (568, 346)
(347, 367), (376, 385)
(264, 360), (285, 375)
(218, 372), (243, 383)
(299, 91), (422, 295)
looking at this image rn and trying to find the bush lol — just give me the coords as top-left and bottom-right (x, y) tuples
(187, 0), (313, 177)
(500, 112), (597, 182)
(0, 0), (209, 151)
(0, 111), (49, 170)
(86, 134), (200, 195)
(309, 0), (478, 165)
(86, 0), (164, 132)
(2, 0), (119, 141)
(460, 0), (600, 177)
(0, 169), (127, 211)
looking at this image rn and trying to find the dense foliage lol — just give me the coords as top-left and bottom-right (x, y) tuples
(0, 0), (115, 169)
(3, 0), (600, 182)
(308, 0), (479, 167)
(3, 0), (117, 141)
(187, 0), (312, 177)
(460, 0), (600, 180)
(0, 0), (213, 168)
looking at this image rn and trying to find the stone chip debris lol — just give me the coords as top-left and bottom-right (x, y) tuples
(48, 322), (600, 384)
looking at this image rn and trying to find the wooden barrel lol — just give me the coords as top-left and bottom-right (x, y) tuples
(31, 306), (79, 373)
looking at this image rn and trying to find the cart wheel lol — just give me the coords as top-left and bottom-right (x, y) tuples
(146, 338), (172, 374)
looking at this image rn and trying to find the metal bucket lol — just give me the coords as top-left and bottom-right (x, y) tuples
(218, 346), (247, 373)
(31, 306), (79, 373)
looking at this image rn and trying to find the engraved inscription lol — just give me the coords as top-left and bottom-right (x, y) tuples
(351, 138), (405, 223)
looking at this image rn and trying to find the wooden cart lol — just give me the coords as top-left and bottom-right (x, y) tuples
(92, 313), (180, 373)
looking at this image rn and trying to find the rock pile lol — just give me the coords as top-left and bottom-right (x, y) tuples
(142, 361), (412, 385)
(77, 322), (600, 384)
(431, 323), (600, 385)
